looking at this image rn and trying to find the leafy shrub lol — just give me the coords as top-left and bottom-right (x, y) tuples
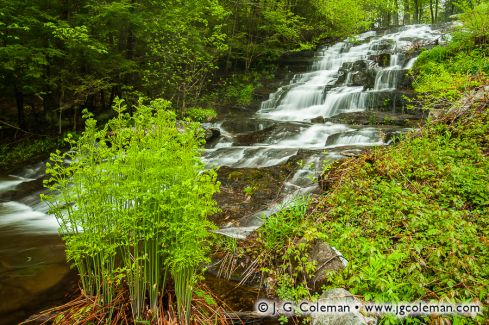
(259, 196), (310, 251)
(412, 28), (489, 109)
(42, 98), (220, 322)
(254, 196), (324, 301)
(460, 2), (489, 44)
(183, 107), (218, 122)
(225, 82), (255, 106)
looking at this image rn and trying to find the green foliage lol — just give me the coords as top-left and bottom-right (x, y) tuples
(223, 78), (257, 106)
(317, 109), (488, 323)
(183, 107), (218, 122)
(0, 137), (60, 171)
(254, 196), (324, 302)
(200, 72), (268, 108)
(310, 0), (371, 39)
(42, 98), (220, 322)
(460, 2), (489, 42)
(2, 0), (473, 134)
(259, 196), (310, 251)
(243, 185), (258, 197)
(412, 13), (489, 109)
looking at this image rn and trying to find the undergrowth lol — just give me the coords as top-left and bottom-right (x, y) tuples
(42, 98), (221, 323)
(411, 4), (489, 110)
(314, 103), (488, 323)
(0, 136), (60, 172)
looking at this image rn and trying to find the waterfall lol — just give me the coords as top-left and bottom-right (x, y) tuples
(259, 25), (441, 122)
(204, 25), (442, 185)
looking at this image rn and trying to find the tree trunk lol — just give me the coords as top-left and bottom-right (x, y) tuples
(404, 0), (411, 24)
(15, 86), (26, 130)
(100, 90), (106, 111)
(419, 3), (424, 23)
(435, 0), (439, 23)
(413, 0), (418, 23)
(393, 0), (400, 25)
(430, 0), (435, 24)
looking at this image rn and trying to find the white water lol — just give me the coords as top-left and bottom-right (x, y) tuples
(259, 25), (440, 121)
(205, 25), (441, 169)
(0, 162), (58, 233)
(205, 25), (442, 235)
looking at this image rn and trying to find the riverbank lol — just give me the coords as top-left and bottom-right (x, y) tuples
(227, 25), (489, 323)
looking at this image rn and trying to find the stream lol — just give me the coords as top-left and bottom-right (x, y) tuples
(0, 24), (443, 324)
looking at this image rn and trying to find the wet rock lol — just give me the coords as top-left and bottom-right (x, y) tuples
(204, 127), (221, 142)
(234, 123), (302, 146)
(309, 241), (347, 290)
(428, 109), (445, 120)
(212, 164), (293, 228)
(341, 150), (362, 157)
(336, 60), (377, 89)
(317, 159), (343, 192)
(351, 71), (372, 87)
(221, 119), (275, 134)
(311, 116), (325, 124)
(325, 129), (382, 147)
(0, 178), (44, 202)
(370, 39), (395, 52)
(369, 53), (391, 67)
(326, 111), (422, 127)
(312, 289), (377, 325)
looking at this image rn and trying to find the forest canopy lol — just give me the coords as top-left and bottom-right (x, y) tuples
(0, 0), (484, 135)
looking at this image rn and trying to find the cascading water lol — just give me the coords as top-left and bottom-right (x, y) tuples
(204, 25), (443, 235)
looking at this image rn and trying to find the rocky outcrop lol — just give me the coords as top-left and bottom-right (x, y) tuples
(336, 60), (378, 89)
(369, 53), (391, 67)
(311, 116), (325, 124)
(326, 111), (423, 127)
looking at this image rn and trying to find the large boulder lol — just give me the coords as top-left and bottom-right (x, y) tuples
(312, 289), (377, 325)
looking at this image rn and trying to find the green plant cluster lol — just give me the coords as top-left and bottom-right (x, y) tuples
(412, 3), (489, 109)
(201, 72), (269, 108)
(315, 109), (489, 324)
(256, 196), (323, 302)
(0, 137), (60, 171)
(318, 109), (488, 308)
(183, 107), (218, 123)
(255, 95), (489, 324)
(42, 98), (220, 322)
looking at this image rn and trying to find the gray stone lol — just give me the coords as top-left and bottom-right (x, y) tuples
(309, 241), (347, 289)
(312, 289), (377, 325)
(311, 116), (325, 124)
(204, 127), (221, 142)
